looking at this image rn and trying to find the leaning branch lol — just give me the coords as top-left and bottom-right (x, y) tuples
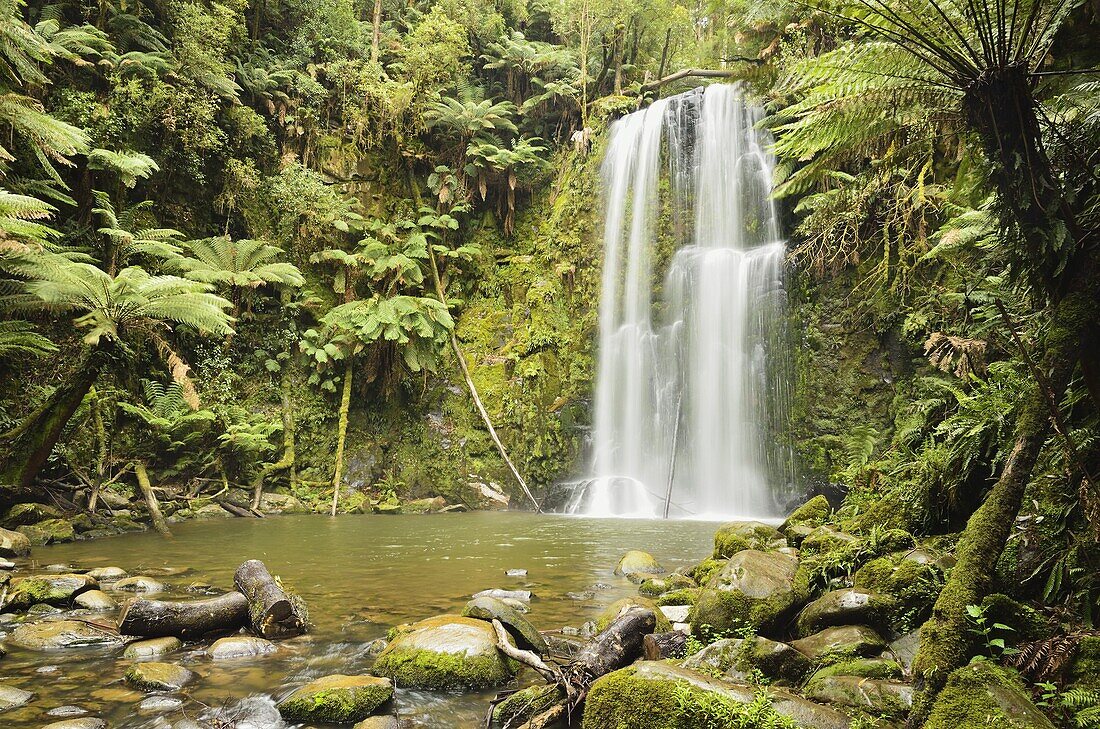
(641, 68), (739, 92)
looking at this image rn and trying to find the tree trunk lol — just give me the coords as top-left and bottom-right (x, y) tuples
(234, 559), (306, 638)
(134, 461), (171, 537)
(370, 0), (382, 63)
(330, 359), (353, 517)
(251, 364), (296, 510)
(119, 592), (248, 639)
(1, 352), (102, 492)
(88, 386), (108, 513)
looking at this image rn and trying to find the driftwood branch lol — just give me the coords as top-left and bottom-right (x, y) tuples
(492, 619), (562, 685)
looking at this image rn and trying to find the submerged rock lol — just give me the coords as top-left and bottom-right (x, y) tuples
(112, 576), (166, 593)
(713, 521), (782, 558)
(43, 719), (108, 729)
(9, 620), (122, 650)
(614, 550), (664, 577)
(276, 674), (393, 723)
(208, 635), (277, 659)
(584, 661), (850, 729)
(371, 615), (517, 690)
(462, 596), (548, 655)
(0, 684), (35, 711)
(124, 637), (183, 659)
(124, 662), (196, 691)
(791, 625), (887, 660)
(473, 588), (530, 602)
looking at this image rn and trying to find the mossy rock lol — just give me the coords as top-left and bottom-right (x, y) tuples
(806, 657), (903, 684)
(979, 594), (1051, 643)
(124, 662), (196, 691)
(925, 660), (1055, 729)
(638, 574), (696, 597)
(3, 573), (97, 610)
(277, 674), (393, 723)
(8, 619), (122, 649)
(689, 550), (808, 635)
(595, 597), (672, 633)
(371, 615), (517, 690)
(615, 550), (664, 577)
(492, 684), (564, 726)
(686, 558), (727, 587)
(583, 661), (851, 729)
(16, 518), (75, 546)
(791, 625), (887, 661)
(713, 521), (782, 559)
(803, 676), (912, 720)
(404, 496), (447, 514)
(3, 502), (64, 526)
(681, 636), (812, 685)
(795, 588), (896, 637)
(124, 637), (182, 659)
(1069, 635), (1100, 688)
(655, 588), (701, 607)
(0, 526), (31, 557)
(801, 526), (861, 555)
(852, 552), (945, 630)
(780, 496), (831, 535)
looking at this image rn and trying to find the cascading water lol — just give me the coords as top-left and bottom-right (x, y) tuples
(568, 84), (793, 520)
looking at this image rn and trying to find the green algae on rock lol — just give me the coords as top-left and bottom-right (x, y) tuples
(615, 550), (665, 577)
(370, 615), (517, 690)
(925, 660), (1055, 729)
(277, 674), (394, 724)
(124, 662), (196, 691)
(713, 521), (783, 559)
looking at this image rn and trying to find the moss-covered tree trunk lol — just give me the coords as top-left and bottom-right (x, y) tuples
(1, 352), (103, 493)
(133, 461), (171, 536)
(251, 363), (297, 510)
(330, 358), (354, 517)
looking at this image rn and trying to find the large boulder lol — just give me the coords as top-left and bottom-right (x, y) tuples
(853, 551), (946, 627)
(926, 660), (1055, 729)
(795, 588), (896, 636)
(124, 662), (196, 691)
(8, 620), (122, 650)
(16, 518), (75, 545)
(615, 550), (664, 578)
(461, 596), (548, 655)
(584, 661), (851, 729)
(780, 496), (831, 536)
(0, 526), (31, 557)
(258, 492), (309, 514)
(371, 615), (517, 690)
(791, 626), (887, 661)
(3, 573), (98, 611)
(804, 676), (913, 720)
(681, 636), (812, 685)
(689, 550), (807, 633)
(277, 674), (393, 723)
(713, 521), (782, 559)
(4, 502), (63, 525)
(0, 684), (34, 711)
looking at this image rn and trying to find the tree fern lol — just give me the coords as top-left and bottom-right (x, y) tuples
(178, 236), (305, 292)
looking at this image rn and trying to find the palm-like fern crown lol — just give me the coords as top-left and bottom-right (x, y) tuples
(424, 95), (519, 139)
(179, 236), (305, 290)
(0, 187), (57, 251)
(0, 318), (56, 359)
(93, 193), (184, 266)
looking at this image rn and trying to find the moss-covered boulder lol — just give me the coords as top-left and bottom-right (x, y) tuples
(462, 595), (548, 654)
(596, 597), (672, 633)
(3, 573), (98, 610)
(584, 661), (851, 729)
(371, 615), (516, 690)
(124, 636), (183, 659)
(1069, 635), (1100, 688)
(686, 558), (727, 586)
(852, 552), (945, 629)
(806, 657), (903, 684)
(925, 660), (1055, 729)
(638, 573), (696, 597)
(112, 575), (166, 593)
(801, 527), (861, 555)
(491, 684), (564, 727)
(124, 662), (196, 691)
(713, 521), (782, 559)
(791, 626), (887, 661)
(8, 619), (122, 650)
(979, 594), (1051, 642)
(781, 496), (831, 536)
(15, 518), (75, 546)
(655, 588), (701, 607)
(681, 636), (812, 685)
(689, 550), (807, 634)
(795, 588), (896, 636)
(804, 676), (912, 720)
(404, 496), (447, 514)
(276, 674), (393, 723)
(615, 550), (664, 578)
(0, 526), (31, 557)
(4, 502), (63, 525)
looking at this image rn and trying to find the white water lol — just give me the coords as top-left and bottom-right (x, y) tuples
(568, 84), (792, 520)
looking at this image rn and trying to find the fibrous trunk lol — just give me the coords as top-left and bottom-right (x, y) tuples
(330, 358), (353, 516)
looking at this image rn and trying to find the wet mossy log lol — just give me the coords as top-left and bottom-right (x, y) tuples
(118, 592), (248, 639)
(233, 559), (306, 638)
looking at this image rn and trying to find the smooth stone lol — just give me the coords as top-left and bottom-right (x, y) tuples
(74, 590), (117, 612)
(46, 705), (88, 717)
(112, 576), (166, 593)
(0, 527), (31, 557)
(567, 591), (594, 601)
(9, 620), (122, 650)
(43, 719), (108, 729)
(3, 573), (98, 610)
(614, 550), (664, 577)
(462, 596), (548, 654)
(659, 605), (691, 623)
(890, 630), (921, 673)
(86, 567), (128, 581)
(796, 588), (896, 636)
(0, 558), (15, 569)
(792, 625), (887, 659)
(0, 683), (34, 711)
(505, 569), (527, 577)
(139, 695), (183, 711)
(805, 676), (913, 717)
(595, 598), (672, 632)
(354, 716), (400, 729)
(473, 588), (531, 602)
(124, 662), (196, 691)
(276, 675), (394, 723)
(208, 635), (277, 659)
(501, 597), (529, 613)
(372, 615), (517, 690)
(124, 637), (182, 659)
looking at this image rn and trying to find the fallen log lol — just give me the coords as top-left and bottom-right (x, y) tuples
(643, 630), (688, 660)
(233, 559), (306, 638)
(217, 498), (264, 518)
(118, 592), (247, 639)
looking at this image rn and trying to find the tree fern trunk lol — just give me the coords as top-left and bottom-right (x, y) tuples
(134, 461), (171, 537)
(251, 364), (297, 510)
(330, 359), (353, 517)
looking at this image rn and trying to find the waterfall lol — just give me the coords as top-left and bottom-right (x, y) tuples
(569, 84), (793, 520)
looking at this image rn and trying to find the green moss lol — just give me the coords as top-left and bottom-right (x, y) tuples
(980, 594), (1051, 643)
(596, 597), (673, 633)
(713, 522), (781, 559)
(689, 567), (808, 638)
(806, 658), (903, 683)
(1069, 636), (1100, 688)
(687, 558), (727, 587)
(639, 574), (696, 597)
(853, 553), (945, 631)
(371, 644), (515, 691)
(276, 675), (393, 723)
(780, 495), (831, 532)
(925, 660), (1055, 729)
(655, 588), (702, 607)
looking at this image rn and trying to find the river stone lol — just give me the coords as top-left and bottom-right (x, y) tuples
(86, 567), (128, 581)
(3, 573), (98, 610)
(0, 684), (34, 711)
(614, 550), (664, 577)
(192, 503), (232, 519)
(689, 550), (806, 632)
(713, 521), (782, 558)
(42, 720), (107, 729)
(124, 637), (182, 659)
(277, 674), (393, 723)
(473, 588), (531, 602)
(638, 574), (696, 597)
(208, 635), (277, 659)
(792, 625), (887, 660)
(805, 676), (913, 718)
(0, 527), (31, 557)
(796, 588), (896, 636)
(46, 705), (88, 717)
(17, 518), (76, 545)
(74, 590), (117, 612)
(682, 636), (812, 685)
(371, 615), (517, 690)
(781, 495), (831, 535)
(9, 620), (122, 649)
(584, 661), (851, 729)
(112, 576), (166, 593)
(4, 502), (64, 525)
(139, 695), (184, 711)
(462, 596), (548, 655)
(354, 717), (400, 729)
(124, 662), (195, 691)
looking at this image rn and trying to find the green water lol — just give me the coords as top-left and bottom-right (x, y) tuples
(0, 512), (719, 728)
